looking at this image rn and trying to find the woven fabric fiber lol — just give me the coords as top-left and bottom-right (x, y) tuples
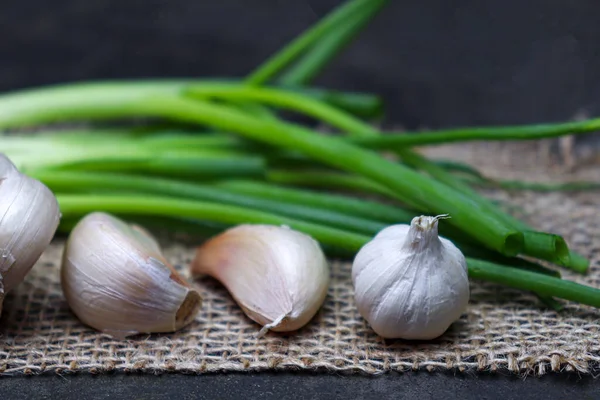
(1, 141), (599, 376)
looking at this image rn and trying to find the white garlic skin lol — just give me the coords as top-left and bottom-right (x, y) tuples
(0, 154), (61, 317)
(61, 212), (202, 338)
(191, 224), (330, 335)
(352, 215), (469, 340)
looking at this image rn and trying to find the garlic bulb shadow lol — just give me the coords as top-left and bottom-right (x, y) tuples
(61, 212), (202, 338)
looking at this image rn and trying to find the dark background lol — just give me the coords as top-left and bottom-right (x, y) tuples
(2, 0), (600, 128)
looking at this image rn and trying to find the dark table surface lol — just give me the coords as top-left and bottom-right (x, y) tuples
(0, 372), (598, 399)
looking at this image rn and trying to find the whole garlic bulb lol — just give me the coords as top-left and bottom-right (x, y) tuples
(352, 215), (469, 340)
(191, 224), (330, 336)
(61, 212), (202, 338)
(0, 154), (61, 317)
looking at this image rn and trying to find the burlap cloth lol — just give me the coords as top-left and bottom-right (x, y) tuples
(1, 140), (599, 377)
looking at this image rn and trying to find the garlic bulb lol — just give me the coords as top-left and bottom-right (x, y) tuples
(352, 215), (469, 340)
(61, 212), (202, 338)
(191, 224), (330, 336)
(0, 154), (61, 318)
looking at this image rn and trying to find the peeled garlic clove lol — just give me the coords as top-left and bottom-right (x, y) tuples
(352, 215), (469, 340)
(0, 154), (61, 317)
(61, 212), (202, 338)
(191, 224), (330, 336)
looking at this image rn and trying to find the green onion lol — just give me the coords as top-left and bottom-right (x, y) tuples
(157, 96), (527, 255)
(32, 170), (387, 235)
(183, 84), (578, 269)
(467, 258), (600, 308)
(351, 118), (600, 147)
(184, 82), (378, 135)
(278, 0), (389, 86)
(266, 169), (398, 198)
(214, 179), (415, 224)
(465, 176), (600, 192)
(396, 150), (578, 270)
(57, 194), (368, 252)
(0, 87), (524, 255)
(245, 0), (382, 85)
(0, 80), (382, 128)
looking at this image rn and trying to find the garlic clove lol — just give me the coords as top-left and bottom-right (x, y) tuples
(0, 154), (61, 318)
(191, 224), (330, 336)
(61, 212), (202, 338)
(352, 215), (469, 340)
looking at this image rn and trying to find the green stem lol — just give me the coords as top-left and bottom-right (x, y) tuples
(278, 0), (388, 85)
(282, 86), (383, 119)
(0, 80), (382, 128)
(40, 170), (532, 269)
(397, 150), (574, 269)
(352, 119), (600, 147)
(33, 170), (386, 235)
(4, 81), (580, 267)
(6, 91), (522, 255)
(214, 179), (416, 224)
(245, 0), (377, 85)
(465, 176), (600, 192)
(182, 84), (579, 267)
(57, 194), (368, 252)
(433, 159), (490, 181)
(466, 258), (600, 308)
(266, 169), (398, 198)
(184, 83), (378, 135)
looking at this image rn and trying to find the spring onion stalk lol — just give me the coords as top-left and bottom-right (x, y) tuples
(184, 83), (379, 135)
(183, 84), (579, 268)
(427, 160), (593, 271)
(464, 176), (600, 192)
(434, 159), (491, 181)
(213, 179), (416, 224)
(57, 194), (369, 252)
(3, 92), (523, 255)
(278, 0), (388, 86)
(56, 215), (228, 241)
(245, 0), (382, 85)
(350, 118), (600, 147)
(4, 79), (577, 266)
(44, 171), (514, 267)
(0, 80), (382, 128)
(31, 170), (387, 235)
(35, 169), (514, 264)
(267, 169), (398, 198)
(8, 150), (266, 179)
(466, 259), (600, 308)
(52, 193), (600, 308)
(0, 85), (524, 255)
(456, 240), (564, 309)
(166, 97), (529, 254)
(282, 86), (383, 119)
(396, 150), (577, 269)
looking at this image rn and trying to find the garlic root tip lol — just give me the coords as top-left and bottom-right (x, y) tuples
(256, 313), (289, 338)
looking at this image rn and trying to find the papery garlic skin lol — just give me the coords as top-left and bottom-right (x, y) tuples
(352, 215), (469, 340)
(191, 224), (330, 335)
(61, 212), (202, 338)
(0, 154), (61, 317)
